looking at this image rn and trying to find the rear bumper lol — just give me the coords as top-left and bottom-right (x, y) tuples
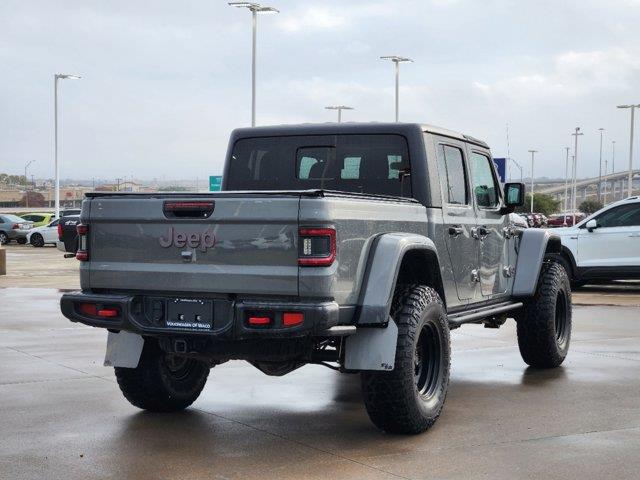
(60, 291), (340, 339)
(5, 230), (26, 240)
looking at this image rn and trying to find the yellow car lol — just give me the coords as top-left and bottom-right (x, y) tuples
(20, 212), (56, 228)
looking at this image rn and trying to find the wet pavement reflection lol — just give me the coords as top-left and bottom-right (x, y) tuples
(1, 288), (639, 480)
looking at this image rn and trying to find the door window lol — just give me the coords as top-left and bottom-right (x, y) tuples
(437, 145), (468, 205)
(589, 203), (640, 228)
(470, 152), (500, 208)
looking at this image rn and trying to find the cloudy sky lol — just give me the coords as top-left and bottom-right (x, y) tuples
(1, 0), (639, 183)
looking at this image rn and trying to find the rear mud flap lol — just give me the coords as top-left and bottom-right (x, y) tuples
(344, 320), (398, 371)
(104, 331), (144, 368)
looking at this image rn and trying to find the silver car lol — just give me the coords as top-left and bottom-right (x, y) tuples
(0, 214), (34, 245)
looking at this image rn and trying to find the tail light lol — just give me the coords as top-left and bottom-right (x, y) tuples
(12, 224), (19, 230)
(298, 227), (336, 267)
(76, 224), (89, 261)
(57, 222), (63, 240)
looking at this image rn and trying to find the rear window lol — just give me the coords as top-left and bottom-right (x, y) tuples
(227, 134), (412, 197)
(2, 214), (26, 223)
(22, 214), (45, 222)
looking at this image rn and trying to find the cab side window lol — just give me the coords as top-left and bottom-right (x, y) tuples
(593, 204), (640, 228)
(437, 145), (468, 205)
(470, 152), (499, 208)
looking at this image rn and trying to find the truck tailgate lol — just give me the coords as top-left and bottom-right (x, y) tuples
(85, 194), (300, 296)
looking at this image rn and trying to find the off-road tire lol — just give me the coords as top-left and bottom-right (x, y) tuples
(516, 261), (572, 368)
(361, 285), (450, 435)
(115, 338), (210, 412)
(30, 233), (45, 247)
(0, 232), (7, 245)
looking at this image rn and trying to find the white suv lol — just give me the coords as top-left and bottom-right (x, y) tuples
(553, 196), (640, 287)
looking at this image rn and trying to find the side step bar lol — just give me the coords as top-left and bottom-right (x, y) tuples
(448, 301), (523, 327)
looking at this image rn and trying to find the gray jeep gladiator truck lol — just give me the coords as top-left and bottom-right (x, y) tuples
(60, 123), (571, 434)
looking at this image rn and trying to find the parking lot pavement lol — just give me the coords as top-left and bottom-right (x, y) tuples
(0, 244), (79, 289)
(0, 287), (639, 480)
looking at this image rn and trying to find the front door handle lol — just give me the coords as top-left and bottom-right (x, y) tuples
(448, 226), (463, 237)
(477, 226), (491, 237)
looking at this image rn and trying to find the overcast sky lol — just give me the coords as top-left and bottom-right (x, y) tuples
(1, 0), (639, 182)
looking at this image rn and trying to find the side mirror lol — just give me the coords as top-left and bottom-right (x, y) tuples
(501, 182), (525, 213)
(586, 219), (598, 232)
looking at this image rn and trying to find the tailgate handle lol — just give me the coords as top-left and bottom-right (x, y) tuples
(163, 201), (215, 219)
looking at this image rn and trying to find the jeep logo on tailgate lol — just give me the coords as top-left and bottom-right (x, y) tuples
(159, 227), (216, 252)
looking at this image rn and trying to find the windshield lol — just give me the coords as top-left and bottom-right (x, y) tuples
(227, 134), (412, 198)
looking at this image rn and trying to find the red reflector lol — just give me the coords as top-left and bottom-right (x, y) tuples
(76, 250), (88, 261)
(79, 303), (98, 316)
(248, 316), (271, 326)
(97, 308), (119, 318)
(76, 224), (88, 235)
(283, 312), (304, 327)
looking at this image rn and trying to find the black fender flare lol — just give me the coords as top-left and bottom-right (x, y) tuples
(355, 233), (441, 325)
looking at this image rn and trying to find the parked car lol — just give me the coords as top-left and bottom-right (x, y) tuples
(547, 213), (586, 228)
(26, 219), (60, 247)
(20, 212), (56, 228)
(56, 214), (80, 253)
(552, 196), (640, 287)
(61, 208), (81, 216)
(0, 214), (34, 244)
(60, 122), (571, 435)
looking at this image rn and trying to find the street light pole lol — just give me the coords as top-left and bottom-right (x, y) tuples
(598, 128), (604, 202)
(528, 150), (537, 213)
(229, 2), (279, 127)
(571, 127), (583, 225)
(380, 56), (413, 122)
(612, 140), (616, 174)
(54, 73), (81, 220)
(603, 158), (608, 204)
(612, 140), (617, 200)
(617, 104), (640, 198)
(24, 160), (35, 209)
(324, 105), (354, 123)
(563, 147), (570, 224)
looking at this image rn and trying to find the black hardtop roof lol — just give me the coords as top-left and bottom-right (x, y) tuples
(229, 122), (489, 148)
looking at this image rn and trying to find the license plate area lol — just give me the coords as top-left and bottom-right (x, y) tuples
(165, 298), (213, 330)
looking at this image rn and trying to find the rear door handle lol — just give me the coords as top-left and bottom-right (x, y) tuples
(630, 233), (640, 238)
(448, 226), (463, 237)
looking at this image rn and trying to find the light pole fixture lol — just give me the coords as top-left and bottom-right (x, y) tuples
(54, 73), (81, 220)
(598, 128), (604, 202)
(571, 127), (583, 225)
(528, 150), (538, 213)
(617, 104), (640, 198)
(563, 147), (570, 225)
(380, 55), (413, 122)
(325, 105), (354, 123)
(24, 160), (35, 209)
(229, 2), (279, 128)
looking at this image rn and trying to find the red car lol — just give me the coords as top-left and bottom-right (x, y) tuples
(547, 213), (586, 227)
